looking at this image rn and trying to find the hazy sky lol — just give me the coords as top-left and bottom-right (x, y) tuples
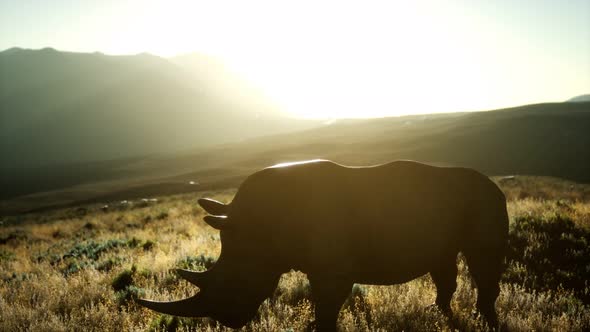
(1, 0), (589, 118)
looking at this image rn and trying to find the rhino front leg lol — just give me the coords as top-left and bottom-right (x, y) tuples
(308, 277), (352, 332)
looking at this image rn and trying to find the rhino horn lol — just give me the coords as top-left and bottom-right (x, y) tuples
(203, 215), (228, 230)
(175, 268), (210, 287)
(136, 295), (204, 317)
(198, 198), (230, 216)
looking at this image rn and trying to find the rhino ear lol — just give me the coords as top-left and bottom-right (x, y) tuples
(204, 215), (228, 230)
(198, 198), (230, 216)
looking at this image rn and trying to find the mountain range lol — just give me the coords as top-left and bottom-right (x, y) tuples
(0, 48), (318, 169)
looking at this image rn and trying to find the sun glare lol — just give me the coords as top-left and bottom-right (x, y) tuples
(97, 0), (588, 119)
(193, 1), (463, 118)
(270, 159), (326, 168)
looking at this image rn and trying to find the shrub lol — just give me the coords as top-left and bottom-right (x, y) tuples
(156, 211), (169, 220)
(112, 265), (137, 292)
(126, 237), (142, 248)
(0, 229), (29, 244)
(116, 285), (145, 306)
(505, 215), (590, 303)
(148, 315), (180, 332)
(97, 257), (123, 272)
(63, 261), (92, 276)
(0, 249), (15, 262)
(142, 240), (156, 251)
(176, 254), (216, 271)
(63, 239), (129, 261)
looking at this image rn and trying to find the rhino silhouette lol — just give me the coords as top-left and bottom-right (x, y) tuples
(138, 160), (508, 331)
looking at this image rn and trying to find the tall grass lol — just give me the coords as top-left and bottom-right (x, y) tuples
(1, 178), (589, 331)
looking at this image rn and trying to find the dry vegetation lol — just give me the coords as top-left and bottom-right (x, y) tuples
(1, 176), (589, 331)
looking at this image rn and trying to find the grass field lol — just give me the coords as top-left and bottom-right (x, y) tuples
(1, 176), (589, 331)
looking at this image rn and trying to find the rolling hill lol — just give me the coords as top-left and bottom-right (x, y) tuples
(0, 48), (318, 169)
(2, 101), (589, 215)
(568, 94), (590, 103)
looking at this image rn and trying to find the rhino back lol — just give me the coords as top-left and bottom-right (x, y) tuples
(230, 160), (505, 282)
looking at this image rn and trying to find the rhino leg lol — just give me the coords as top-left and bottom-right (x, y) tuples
(308, 277), (351, 332)
(430, 254), (458, 314)
(470, 257), (502, 329)
(464, 248), (504, 329)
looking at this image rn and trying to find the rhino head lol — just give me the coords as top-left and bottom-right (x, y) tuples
(137, 197), (282, 328)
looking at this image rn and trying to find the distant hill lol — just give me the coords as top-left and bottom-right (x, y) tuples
(0, 48), (318, 170)
(169, 53), (277, 112)
(568, 94), (590, 103)
(2, 101), (589, 215)
(156, 101), (590, 185)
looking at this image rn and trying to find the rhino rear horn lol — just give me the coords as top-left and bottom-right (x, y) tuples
(203, 215), (228, 230)
(198, 198), (230, 216)
(137, 295), (204, 317)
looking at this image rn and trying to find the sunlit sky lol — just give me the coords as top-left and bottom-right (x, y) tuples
(1, 0), (589, 118)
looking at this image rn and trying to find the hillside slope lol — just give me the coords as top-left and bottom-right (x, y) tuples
(2, 101), (589, 215)
(160, 102), (590, 184)
(568, 94), (590, 103)
(0, 48), (317, 169)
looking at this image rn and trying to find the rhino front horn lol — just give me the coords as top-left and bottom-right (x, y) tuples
(136, 295), (204, 317)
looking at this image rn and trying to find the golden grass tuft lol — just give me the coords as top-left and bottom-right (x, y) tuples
(1, 182), (589, 331)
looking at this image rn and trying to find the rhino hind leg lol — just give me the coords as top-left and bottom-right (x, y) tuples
(430, 255), (458, 314)
(469, 255), (502, 329)
(308, 278), (352, 332)
(464, 248), (503, 329)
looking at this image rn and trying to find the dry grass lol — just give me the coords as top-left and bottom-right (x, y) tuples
(1, 178), (589, 331)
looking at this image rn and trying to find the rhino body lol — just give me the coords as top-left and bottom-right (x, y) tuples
(139, 160), (508, 330)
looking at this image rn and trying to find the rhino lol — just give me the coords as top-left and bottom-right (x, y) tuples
(138, 160), (508, 331)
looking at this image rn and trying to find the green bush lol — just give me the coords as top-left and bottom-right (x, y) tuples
(63, 239), (129, 261)
(52, 238), (151, 276)
(63, 261), (91, 276)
